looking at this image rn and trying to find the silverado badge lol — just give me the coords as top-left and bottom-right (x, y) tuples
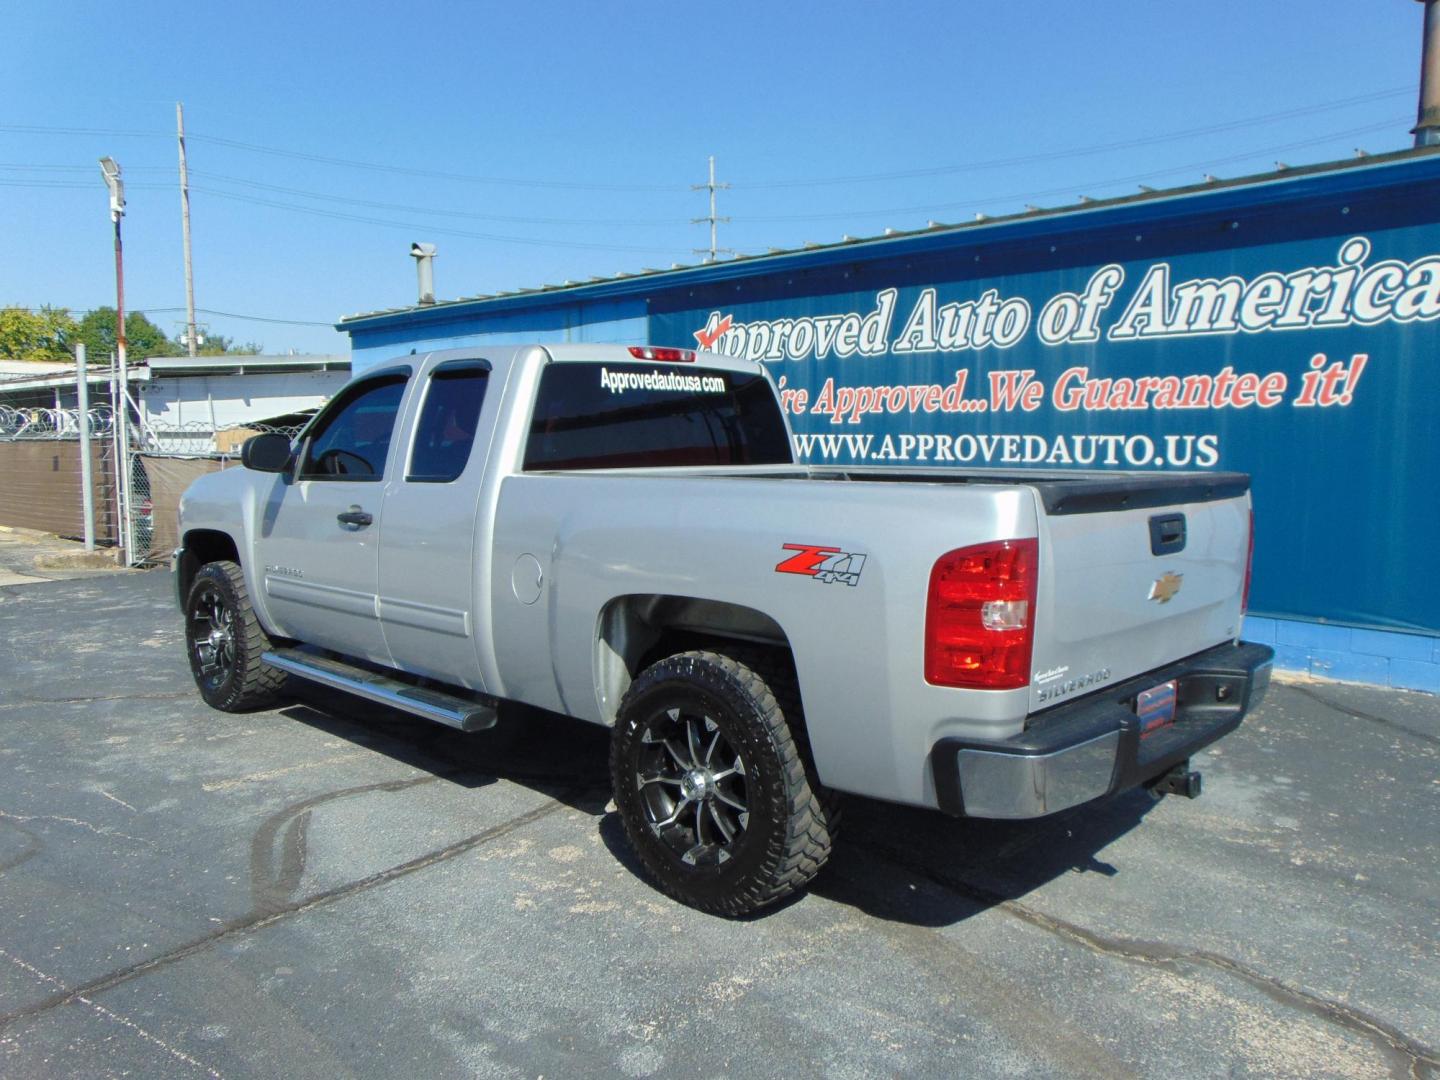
(1148, 571), (1184, 604)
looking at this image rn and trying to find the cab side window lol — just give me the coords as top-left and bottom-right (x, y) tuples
(297, 373), (408, 481)
(407, 362), (490, 483)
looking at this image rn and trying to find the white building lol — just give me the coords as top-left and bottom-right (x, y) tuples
(0, 354), (350, 453)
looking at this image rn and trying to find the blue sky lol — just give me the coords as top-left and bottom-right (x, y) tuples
(0, 0), (1427, 355)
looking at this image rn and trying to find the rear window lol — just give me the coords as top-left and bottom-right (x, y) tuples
(523, 361), (792, 471)
(407, 361), (489, 483)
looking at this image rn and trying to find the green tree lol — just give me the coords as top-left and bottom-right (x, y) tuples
(0, 305), (77, 361)
(74, 308), (182, 361)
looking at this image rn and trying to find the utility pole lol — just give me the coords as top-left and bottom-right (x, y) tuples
(691, 155), (732, 264)
(177, 102), (199, 356)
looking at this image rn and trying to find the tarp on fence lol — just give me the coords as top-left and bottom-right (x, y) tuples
(137, 454), (236, 561)
(0, 440), (116, 540)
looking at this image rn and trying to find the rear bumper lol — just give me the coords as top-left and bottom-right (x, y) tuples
(931, 640), (1274, 819)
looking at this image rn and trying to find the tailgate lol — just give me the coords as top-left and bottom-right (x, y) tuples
(1026, 473), (1251, 715)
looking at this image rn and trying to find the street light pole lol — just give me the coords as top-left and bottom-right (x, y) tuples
(177, 102), (198, 356)
(99, 156), (134, 563)
(100, 157), (126, 357)
(75, 343), (95, 552)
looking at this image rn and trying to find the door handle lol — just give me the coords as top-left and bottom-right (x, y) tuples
(337, 506), (373, 527)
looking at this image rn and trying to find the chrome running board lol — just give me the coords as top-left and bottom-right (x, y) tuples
(262, 648), (497, 732)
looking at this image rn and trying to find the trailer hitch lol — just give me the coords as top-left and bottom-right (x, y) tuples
(1151, 761), (1203, 799)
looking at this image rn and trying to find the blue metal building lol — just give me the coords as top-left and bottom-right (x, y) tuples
(339, 148), (1440, 693)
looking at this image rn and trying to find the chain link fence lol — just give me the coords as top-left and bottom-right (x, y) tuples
(0, 405), (121, 542)
(0, 398), (306, 565)
(129, 422), (305, 563)
(1, 342), (332, 567)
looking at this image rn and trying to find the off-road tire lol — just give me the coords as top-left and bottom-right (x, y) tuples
(184, 560), (287, 711)
(610, 649), (837, 916)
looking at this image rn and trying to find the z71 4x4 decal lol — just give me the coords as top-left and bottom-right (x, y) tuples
(775, 544), (867, 587)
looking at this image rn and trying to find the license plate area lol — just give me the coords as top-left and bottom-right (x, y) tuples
(1135, 679), (1178, 738)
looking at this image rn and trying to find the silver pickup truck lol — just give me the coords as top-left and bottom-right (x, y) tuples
(175, 343), (1273, 915)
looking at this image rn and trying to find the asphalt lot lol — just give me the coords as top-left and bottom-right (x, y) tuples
(0, 568), (1436, 1080)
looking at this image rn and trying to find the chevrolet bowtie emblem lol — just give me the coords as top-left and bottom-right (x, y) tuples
(1149, 571), (1184, 604)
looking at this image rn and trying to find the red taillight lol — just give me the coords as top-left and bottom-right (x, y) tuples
(1241, 510), (1255, 615)
(628, 346), (695, 363)
(925, 538), (1038, 690)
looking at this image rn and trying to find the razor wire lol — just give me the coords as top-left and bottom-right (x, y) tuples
(0, 403), (115, 440)
(0, 407), (302, 453)
(140, 420), (305, 457)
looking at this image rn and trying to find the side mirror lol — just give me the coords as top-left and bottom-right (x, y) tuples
(241, 432), (293, 473)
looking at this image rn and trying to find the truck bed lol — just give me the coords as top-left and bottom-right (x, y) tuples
(549, 461), (1251, 514)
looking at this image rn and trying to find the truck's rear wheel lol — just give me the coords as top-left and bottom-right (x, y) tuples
(609, 649), (836, 916)
(184, 560), (287, 712)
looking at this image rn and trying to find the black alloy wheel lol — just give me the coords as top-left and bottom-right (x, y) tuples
(635, 702), (751, 868)
(610, 649), (837, 917)
(184, 560), (287, 711)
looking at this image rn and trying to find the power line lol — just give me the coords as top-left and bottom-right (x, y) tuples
(0, 162), (694, 225)
(730, 88), (1416, 189)
(0, 178), (691, 253)
(0, 124), (167, 138)
(152, 306), (335, 327)
(0, 125), (691, 192)
(0, 115), (1408, 245)
(191, 187), (692, 254)
(0, 162), (171, 173)
(1, 86), (1413, 196)
(733, 118), (1409, 224)
(0, 107), (1415, 329)
(8, 304), (334, 327)
(0, 178), (93, 189)
(0, 178), (168, 190)
(0, 117), (1406, 247)
(185, 132), (690, 192)
(184, 170), (689, 226)
(0, 97), (1416, 268)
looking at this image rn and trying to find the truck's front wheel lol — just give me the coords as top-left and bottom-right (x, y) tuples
(184, 560), (287, 712)
(610, 649), (836, 916)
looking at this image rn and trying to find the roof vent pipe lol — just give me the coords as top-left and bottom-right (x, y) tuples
(1415, 0), (1440, 146)
(410, 242), (437, 305)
